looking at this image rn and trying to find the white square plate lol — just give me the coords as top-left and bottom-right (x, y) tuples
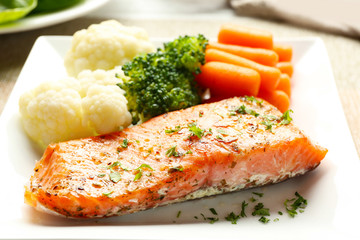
(0, 36), (359, 239)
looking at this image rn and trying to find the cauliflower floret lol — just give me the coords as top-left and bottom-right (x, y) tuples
(19, 68), (132, 148)
(19, 78), (93, 147)
(77, 66), (128, 97)
(64, 20), (155, 77)
(82, 85), (131, 134)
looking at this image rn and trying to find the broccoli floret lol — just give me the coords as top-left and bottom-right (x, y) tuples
(118, 34), (208, 124)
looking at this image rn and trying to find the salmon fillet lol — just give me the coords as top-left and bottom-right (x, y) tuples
(25, 97), (327, 218)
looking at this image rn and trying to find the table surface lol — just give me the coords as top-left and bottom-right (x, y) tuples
(1, 0), (359, 156)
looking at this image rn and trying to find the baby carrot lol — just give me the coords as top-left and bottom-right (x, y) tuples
(207, 42), (278, 66)
(218, 23), (273, 49)
(205, 48), (281, 92)
(273, 44), (292, 62)
(276, 62), (293, 77)
(276, 73), (291, 97)
(258, 90), (290, 113)
(195, 61), (261, 97)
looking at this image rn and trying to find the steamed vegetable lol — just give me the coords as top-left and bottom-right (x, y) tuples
(218, 23), (273, 49)
(19, 67), (132, 148)
(205, 48), (281, 92)
(273, 44), (293, 62)
(276, 61), (293, 77)
(207, 42), (278, 66)
(64, 20), (155, 77)
(118, 34), (208, 124)
(195, 61), (260, 97)
(276, 73), (291, 97)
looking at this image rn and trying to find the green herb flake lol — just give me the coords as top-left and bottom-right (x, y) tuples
(102, 191), (114, 197)
(207, 217), (219, 224)
(121, 138), (129, 148)
(278, 211), (283, 215)
(199, 111), (204, 117)
(250, 197), (257, 202)
(252, 203), (270, 216)
(236, 105), (260, 117)
(216, 129), (228, 136)
(209, 208), (218, 215)
(274, 218), (279, 222)
(280, 109), (293, 125)
(284, 192), (307, 217)
(107, 161), (120, 169)
(134, 164), (153, 181)
(188, 122), (205, 139)
(225, 212), (240, 224)
(133, 172), (142, 181)
(165, 126), (181, 134)
(261, 120), (275, 132)
(240, 200), (248, 218)
(185, 150), (193, 154)
(166, 145), (180, 157)
(259, 216), (270, 224)
(168, 165), (184, 174)
(245, 96), (263, 106)
(216, 135), (224, 140)
(252, 192), (264, 198)
(109, 171), (121, 183)
(97, 173), (106, 178)
(177, 211), (182, 218)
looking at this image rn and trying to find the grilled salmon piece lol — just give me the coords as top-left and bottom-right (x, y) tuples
(25, 97), (327, 218)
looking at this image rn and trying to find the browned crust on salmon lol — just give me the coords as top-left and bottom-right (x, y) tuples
(25, 97), (327, 218)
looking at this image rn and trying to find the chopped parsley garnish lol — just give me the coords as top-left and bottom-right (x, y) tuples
(188, 122), (204, 139)
(261, 120), (275, 132)
(244, 96), (263, 106)
(225, 212), (240, 224)
(107, 161), (128, 171)
(207, 217), (219, 224)
(199, 111), (204, 117)
(216, 129), (228, 136)
(109, 171), (121, 183)
(236, 105), (260, 117)
(102, 191), (114, 197)
(250, 197), (257, 202)
(280, 109), (293, 125)
(107, 161), (120, 169)
(278, 211), (283, 215)
(97, 173), (106, 178)
(284, 192), (307, 217)
(177, 211), (181, 218)
(165, 125), (181, 134)
(216, 135), (224, 140)
(259, 216), (270, 223)
(252, 192), (264, 198)
(209, 208), (218, 215)
(252, 203), (270, 216)
(121, 138), (129, 148)
(168, 165), (184, 174)
(133, 164), (153, 181)
(166, 145), (180, 157)
(185, 150), (193, 154)
(240, 200), (248, 217)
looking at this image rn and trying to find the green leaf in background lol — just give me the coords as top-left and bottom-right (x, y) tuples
(0, 0), (37, 24)
(32, 0), (82, 13)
